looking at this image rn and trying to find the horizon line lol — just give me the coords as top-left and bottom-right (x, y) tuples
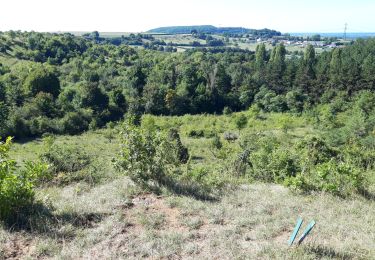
(2, 30), (375, 34)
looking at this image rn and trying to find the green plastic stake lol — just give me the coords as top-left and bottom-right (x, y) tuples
(298, 220), (316, 245)
(288, 217), (303, 246)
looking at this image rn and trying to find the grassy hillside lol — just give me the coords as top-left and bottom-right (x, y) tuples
(1, 112), (375, 259)
(1, 31), (375, 259)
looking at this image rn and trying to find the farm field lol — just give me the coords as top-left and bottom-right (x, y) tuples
(65, 31), (328, 53)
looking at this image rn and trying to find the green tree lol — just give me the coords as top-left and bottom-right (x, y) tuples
(255, 43), (267, 69)
(267, 44), (286, 92)
(255, 43), (267, 82)
(295, 45), (316, 94)
(329, 48), (343, 89)
(361, 54), (375, 90)
(23, 65), (60, 98)
(76, 82), (109, 112)
(32, 92), (56, 117)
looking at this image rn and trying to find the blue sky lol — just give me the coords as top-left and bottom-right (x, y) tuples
(1, 0), (374, 33)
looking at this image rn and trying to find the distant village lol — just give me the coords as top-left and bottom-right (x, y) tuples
(248, 34), (348, 49)
(260, 38), (343, 48)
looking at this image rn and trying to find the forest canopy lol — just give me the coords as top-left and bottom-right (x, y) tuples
(0, 31), (374, 138)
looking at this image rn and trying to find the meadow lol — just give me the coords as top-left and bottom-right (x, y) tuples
(1, 111), (375, 259)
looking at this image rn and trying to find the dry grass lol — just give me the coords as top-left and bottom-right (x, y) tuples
(1, 179), (375, 259)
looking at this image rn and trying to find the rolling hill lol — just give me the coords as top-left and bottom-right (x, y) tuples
(147, 25), (282, 37)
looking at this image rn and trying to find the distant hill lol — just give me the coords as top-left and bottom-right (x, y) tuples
(147, 25), (281, 37)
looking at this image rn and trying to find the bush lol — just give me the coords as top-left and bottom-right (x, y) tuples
(354, 90), (375, 116)
(235, 114), (248, 132)
(115, 118), (181, 188)
(254, 87), (287, 112)
(0, 137), (49, 220)
(297, 136), (337, 166)
(23, 65), (60, 98)
(29, 116), (58, 136)
(286, 90), (306, 113)
(223, 106), (232, 115)
(284, 137), (367, 196)
(59, 109), (92, 135)
(313, 160), (364, 195)
(285, 160), (366, 196)
(247, 136), (299, 182)
(40, 136), (90, 176)
(211, 134), (223, 150)
(168, 128), (189, 164)
(182, 166), (226, 190)
(233, 149), (251, 176)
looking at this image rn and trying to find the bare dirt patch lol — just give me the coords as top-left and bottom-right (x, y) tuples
(1, 235), (34, 260)
(129, 194), (189, 233)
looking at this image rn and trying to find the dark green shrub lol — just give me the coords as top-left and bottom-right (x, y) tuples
(59, 109), (92, 135)
(203, 129), (217, 138)
(286, 90), (306, 113)
(267, 95), (288, 112)
(235, 114), (248, 132)
(237, 134), (276, 181)
(267, 148), (300, 182)
(343, 143), (375, 170)
(29, 116), (58, 136)
(233, 149), (251, 176)
(254, 87), (288, 112)
(211, 134), (223, 150)
(5, 110), (30, 138)
(23, 65), (60, 98)
(239, 134), (300, 182)
(182, 166), (227, 191)
(354, 90), (375, 116)
(76, 82), (109, 112)
(168, 128), (189, 164)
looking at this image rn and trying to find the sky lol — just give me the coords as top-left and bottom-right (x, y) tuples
(1, 0), (374, 33)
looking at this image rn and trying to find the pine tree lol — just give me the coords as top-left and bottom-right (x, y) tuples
(329, 48), (343, 89)
(295, 45), (316, 94)
(255, 43), (267, 83)
(267, 44), (286, 93)
(361, 54), (375, 90)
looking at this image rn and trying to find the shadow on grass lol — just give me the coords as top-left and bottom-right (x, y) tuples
(358, 188), (375, 201)
(148, 176), (219, 202)
(304, 244), (354, 259)
(3, 202), (107, 238)
(12, 136), (42, 144)
(190, 155), (205, 161)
